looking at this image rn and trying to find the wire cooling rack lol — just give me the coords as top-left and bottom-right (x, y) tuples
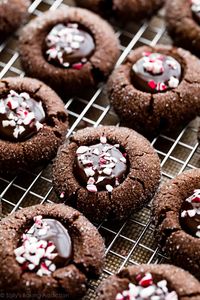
(0, 0), (199, 299)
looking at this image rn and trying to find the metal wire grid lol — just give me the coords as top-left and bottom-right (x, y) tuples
(0, 0), (199, 299)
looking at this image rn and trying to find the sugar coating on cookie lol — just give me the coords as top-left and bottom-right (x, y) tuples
(108, 45), (200, 136)
(132, 52), (181, 93)
(53, 126), (161, 222)
(153, 168), (200, 279)
(0, 203), (105, 299)
(19, 7), (120, 95)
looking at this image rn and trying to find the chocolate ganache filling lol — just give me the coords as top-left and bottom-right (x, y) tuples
(45, 23), (95, 69)
(0, 90), (45, 142)
(131, 52), (181, 93)
(74, 136), (128, 193)
(191, 0), (200, 25)
(14, 216), (72, 276)
(115, 272), (178, 300)
(180, 189), (200, 238)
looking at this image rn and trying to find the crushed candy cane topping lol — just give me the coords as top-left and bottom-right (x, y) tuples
(0, 90), (45, 141)
(14, 215), (72, 276)
(74, 135), (127, 193)
(132, 52), (181, 93)
(115, 272), (178, 300)
(180, 189), (200, 238)
(45, 23), (95, 69)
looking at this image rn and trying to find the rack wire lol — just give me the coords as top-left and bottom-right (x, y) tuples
(0, 0), (199, 299)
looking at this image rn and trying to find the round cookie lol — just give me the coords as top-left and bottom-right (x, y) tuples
(166, 0), (200, 57)
(0, 203), (105, 299)
(108, 45), (200, 137)
(153, 168), (200, 279)
(75, 0), (164, 22)
(0, 77), (68, 174)
(97, 264), (200, 300)
(0, 0), (30, 42)
(52, 126), (161, 222)
(19, 7), (120, 96)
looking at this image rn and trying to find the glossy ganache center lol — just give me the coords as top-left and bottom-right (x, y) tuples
(115, 272), (178, 300)
(131, 52), (181, 93)
(0, 90), (45, 142)
(74, 136), (127, 193)
(191, 0), (200, 24)
(45, 23), (95, 69)
(14, 216), (72, 276)
(180, 189), (200, 238)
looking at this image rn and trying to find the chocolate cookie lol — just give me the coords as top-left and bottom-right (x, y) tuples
(75, 0), (164, 22)
(0, 203), (105, 299)
(97, 264), (200, 300)
(0, 0), (30, 42)
(108, 45), (200, 137)
(166, 0), (200, 56)
(19, 7), (120, 96)
(0, 77), (68, 174)
(153, 168), (200, 279)
(52, 126), (161, 222)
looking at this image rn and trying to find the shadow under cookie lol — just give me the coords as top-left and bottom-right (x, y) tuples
(52, 126), (161, 222)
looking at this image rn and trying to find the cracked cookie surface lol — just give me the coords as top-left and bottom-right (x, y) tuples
(97, 264), (200, 300)
(0, 203), (105, 299)
(19, 7), (120, 96)
(153, 168), (200, 279)
(0, 77), (68, 174)
(107, 45), (200, 137)
(52, 126), (161, 222)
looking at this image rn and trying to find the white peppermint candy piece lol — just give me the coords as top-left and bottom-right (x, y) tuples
(16, 256), (26, 264)
(76, 146), (89, 154)
(84, 167), (95, 177)
(87, 184), (97, 193)
(196, 230), (200, 238)
(120, 157), (126, 163)
(106, 184), (113, 192)
(187, 209), (196, 217)
(28, 264), (35, 271)
(168, 76), (179, 88)
(103, 167), (112, 176)
(93, 148), (100, 155)
(100, 136), (107, 144)
(14, 246), (25, 257)
(23, 112), (35, 125)
(140, 285), (156, 298)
